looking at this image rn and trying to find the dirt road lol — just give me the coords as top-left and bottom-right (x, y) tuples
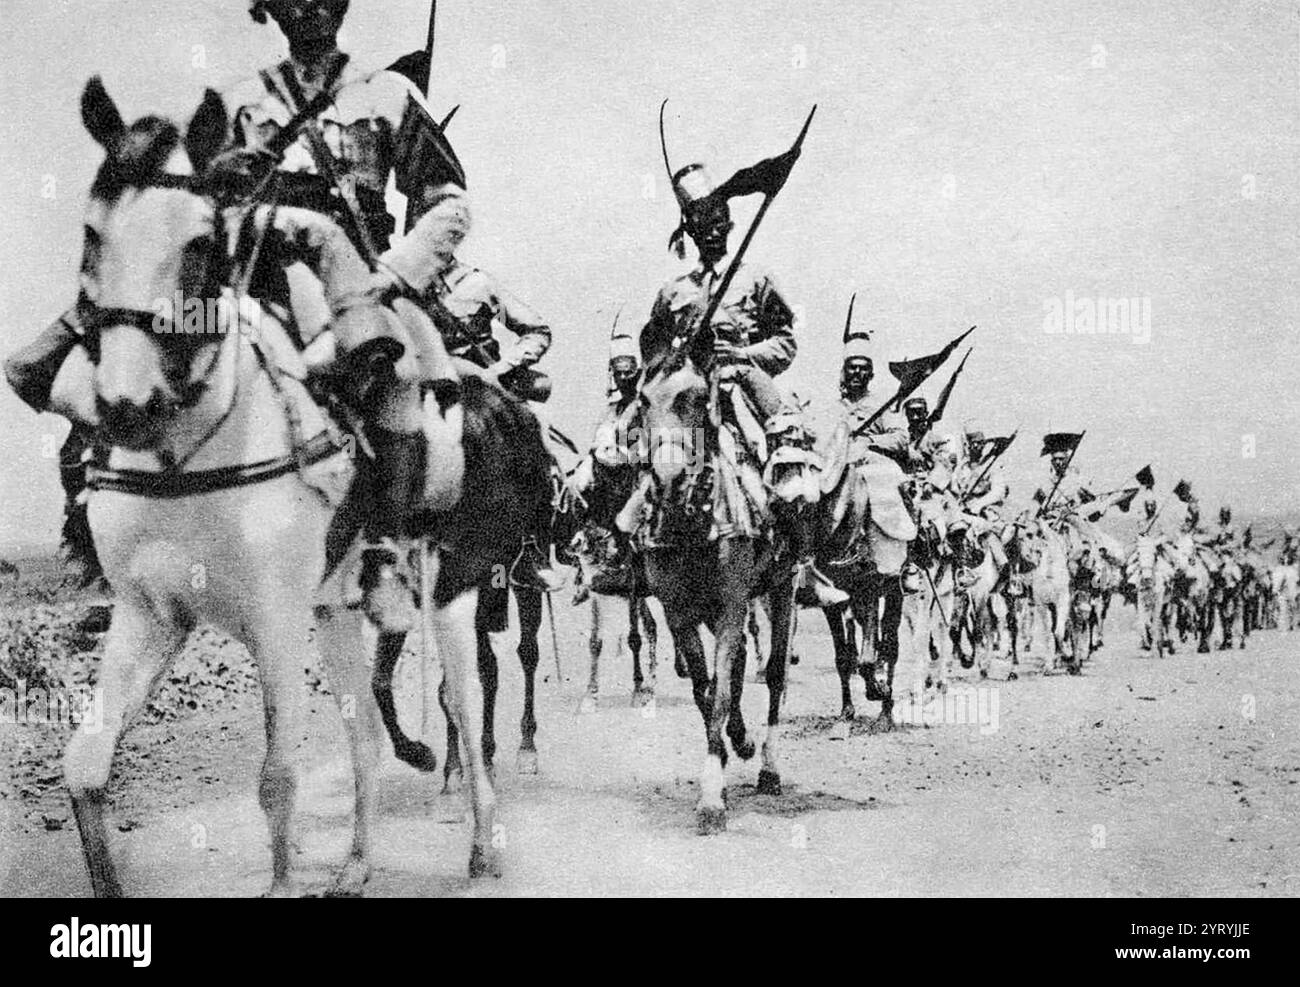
(3, 596), (1297, 897)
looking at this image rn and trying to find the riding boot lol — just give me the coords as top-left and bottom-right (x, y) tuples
(510, 466), (566, 593)
(783, 509), (848, 608)
(900, 539), (924, 594)
(509, 536), (566, 593)
(360, 426), (424, 634)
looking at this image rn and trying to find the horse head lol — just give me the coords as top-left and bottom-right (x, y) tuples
(638, 344), (712, 528)
(75, 77), (242, 452)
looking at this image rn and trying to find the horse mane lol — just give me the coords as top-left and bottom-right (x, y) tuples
(642, 332), (713, 388)
(90, 116), (182, 203)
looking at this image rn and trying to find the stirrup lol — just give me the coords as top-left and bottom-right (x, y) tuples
(900, 562), (923, 594)
(794, 560), (849, 608)
(510, 537), (567, 593)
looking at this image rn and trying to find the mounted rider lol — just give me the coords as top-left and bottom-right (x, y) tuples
(634, 160), (846, 607)
(385, 178), (565, 596)
(573, 319), (643, 490)
(3, 0), (416, 590)
(816, 310), (916, 568)
(950, 428), (1012, 577)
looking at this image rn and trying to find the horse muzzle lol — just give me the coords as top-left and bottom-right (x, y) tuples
(95, 391), (171, 450)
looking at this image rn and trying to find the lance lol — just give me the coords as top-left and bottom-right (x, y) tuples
(1142, 491), (1173, 537)
(1036, 430), (1087, 518)
(926, 347), (973, 430)
(422, 1), (438, 99)
(850, 326), (977, 438)
(960, 429), (1018, 506)
(669, 102), (818, 355)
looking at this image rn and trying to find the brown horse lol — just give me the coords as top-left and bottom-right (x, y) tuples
(813, 450), (914, 730)
(638, 345), (795, 833)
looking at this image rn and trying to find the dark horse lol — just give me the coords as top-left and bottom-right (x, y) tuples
(637, 344), (795, 834)
(813, 451), (913, 731)
(363, 381), (554, 791)
(566, 453), (660, 710)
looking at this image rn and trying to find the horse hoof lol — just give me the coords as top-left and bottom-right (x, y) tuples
(829, 720), (850, 742)
(756, 769), (782, 796)
(729, 734), (756, 761)
(326, 858), (372, 898)
(578, 694), (597, 715)
(978, 668), (988, 680)
(631, 688), (655, 709)
(468, 844), (502, 879)
(871, 712), (895, 734)
(697, 806), (727, 835)
(516, 750), (539, 775)
(442, 770), (464, 796)
(1007, 670), (1018, 681)
(260, 880), (303, 899)
(394, 741), (439, 774)
(1197, 644), (1210, 654)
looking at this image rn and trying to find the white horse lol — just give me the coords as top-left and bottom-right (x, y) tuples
(898, 491), (957, 701)
(1006, 518), (1074, 670)
(1131, 536), (1175, 656)
(54, 80), (504, 896)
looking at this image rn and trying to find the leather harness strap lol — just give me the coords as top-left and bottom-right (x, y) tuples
(86, 429), (344, 499)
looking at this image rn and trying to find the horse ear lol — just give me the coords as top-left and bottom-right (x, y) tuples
(81, 75), (125, 149)
(185, 88), (229, 174)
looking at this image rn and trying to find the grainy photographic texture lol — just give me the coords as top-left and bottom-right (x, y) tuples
(0, 0), (1296, 901)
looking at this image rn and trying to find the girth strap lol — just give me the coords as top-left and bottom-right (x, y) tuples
(86, 430), (344, 499)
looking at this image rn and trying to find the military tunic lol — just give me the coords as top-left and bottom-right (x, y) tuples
(640, 258), (796, 419)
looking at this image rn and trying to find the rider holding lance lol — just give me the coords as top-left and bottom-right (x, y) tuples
(637, 154), (846, 607)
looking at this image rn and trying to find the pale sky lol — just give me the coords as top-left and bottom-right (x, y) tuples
(1, 0), (1297, 549)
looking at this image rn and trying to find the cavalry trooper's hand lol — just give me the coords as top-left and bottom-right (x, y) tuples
(712, 338), (741, 363)
(510, 337), (547, 367)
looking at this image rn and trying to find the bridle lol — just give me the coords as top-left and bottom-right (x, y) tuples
(83, 166), (335, 489)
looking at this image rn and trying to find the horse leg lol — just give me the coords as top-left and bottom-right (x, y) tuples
(433, 588), (500, 878)
(314, 605), (383, 896)
(697, 540), (753, 835)
(438, 678), (464, 794)
(477, 628), (500, 777)
(724, 632), (755, 761)
(1006, 597), (1020, 678)
(747, 602), (766, 679)
(513, 587), (541, 774)
(580, 594), (602, 714)
(875, 577), (903, 727)
(639, 596), (659, 703)
(625, 593), (650, 707)
(241, 599), (316, 897)
(825, 601), (855, 726)
(65, 599), (187, 898)
(931, 574), (954, 693)
(760, 574), (794, 795)
(370, 630), (437, 771)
